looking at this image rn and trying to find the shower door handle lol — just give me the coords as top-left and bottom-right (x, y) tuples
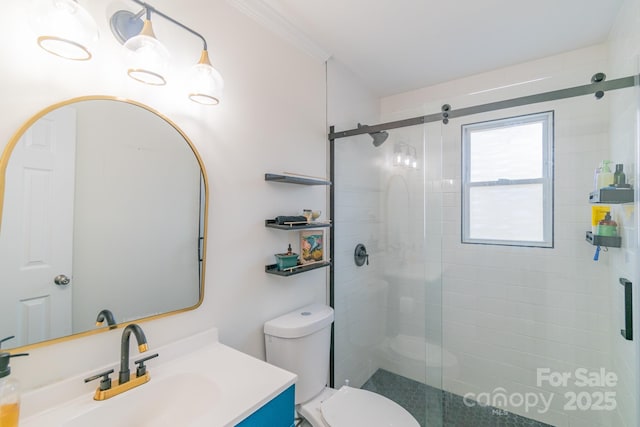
(620, 278), (632, 340)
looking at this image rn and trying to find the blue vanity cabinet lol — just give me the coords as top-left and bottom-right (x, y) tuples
(235, 384), (295, 427)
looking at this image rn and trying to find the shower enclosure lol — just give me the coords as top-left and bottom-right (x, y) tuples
(329, 71), (640, 427)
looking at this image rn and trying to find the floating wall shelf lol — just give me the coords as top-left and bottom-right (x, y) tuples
(265, 219), (331, 230)
(265, 173), (331, 186)
(265, 171), (330, 277)
(265, 261), (331, 276)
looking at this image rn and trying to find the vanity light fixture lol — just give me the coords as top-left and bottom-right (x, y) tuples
(122, 7), (170, 86)
(187, 48), (224, 105)
(29, 0), (99, 61)
(110, 0), (224, 104)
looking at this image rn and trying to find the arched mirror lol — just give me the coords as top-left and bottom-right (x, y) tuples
(0, 96), (206, 350)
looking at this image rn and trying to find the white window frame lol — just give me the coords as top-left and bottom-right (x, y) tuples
(461, 111), (554, 248)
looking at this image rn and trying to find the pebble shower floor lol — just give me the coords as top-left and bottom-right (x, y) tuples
(361, 369), (554, 427)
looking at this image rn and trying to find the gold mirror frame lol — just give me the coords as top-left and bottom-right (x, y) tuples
(0, 95), (207, 353)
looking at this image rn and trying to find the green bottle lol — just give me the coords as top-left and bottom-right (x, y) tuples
(596, 212), (618, 236)
(614, 164), (626, 186)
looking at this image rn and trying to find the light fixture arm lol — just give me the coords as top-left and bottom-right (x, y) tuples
(132, 8), (146, 20)
(130, 0), (208, 50)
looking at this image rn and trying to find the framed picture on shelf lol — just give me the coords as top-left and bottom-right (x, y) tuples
(300, 230), (324, 264)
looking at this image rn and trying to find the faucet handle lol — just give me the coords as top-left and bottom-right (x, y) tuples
(84, 369), (114, 391)
(134, 353), (159, 377)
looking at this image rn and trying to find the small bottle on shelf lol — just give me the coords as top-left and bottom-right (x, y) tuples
(596, 161), (614, 190)
(614, 164), (626, 187)
(596, 212), (618, 236)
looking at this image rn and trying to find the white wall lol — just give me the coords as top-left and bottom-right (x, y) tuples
(382, 44), (627, 427)
(0, 0), (327, 391)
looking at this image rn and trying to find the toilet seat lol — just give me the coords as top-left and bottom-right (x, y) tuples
(319, 386), (419, 427)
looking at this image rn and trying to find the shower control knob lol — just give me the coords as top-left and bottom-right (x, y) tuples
(354, 244), (369, 267)
(54, 274), (71, 286)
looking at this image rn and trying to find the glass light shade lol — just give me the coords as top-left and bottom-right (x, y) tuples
(393, 143), (404, 167)
(411, 146), (418, 169)
(187, 50), (224, 105)
(124, 20), (169, 86)
(393, 143), (418, 169)
(29, 0), (99, 60)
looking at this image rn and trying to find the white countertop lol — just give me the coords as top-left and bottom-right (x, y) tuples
(19, 328), (297, 427)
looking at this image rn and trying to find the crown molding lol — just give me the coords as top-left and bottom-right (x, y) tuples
(226, 0), (331, 63)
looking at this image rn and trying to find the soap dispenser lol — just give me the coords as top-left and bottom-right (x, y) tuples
(596, 161), (614, 190)
(0, 337), (28, 427)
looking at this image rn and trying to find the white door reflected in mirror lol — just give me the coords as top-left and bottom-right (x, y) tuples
(0, 107), (76, 347)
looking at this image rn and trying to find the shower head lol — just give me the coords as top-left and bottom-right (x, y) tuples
(357, 123), (389, 147)
(370, 130), (389, 147)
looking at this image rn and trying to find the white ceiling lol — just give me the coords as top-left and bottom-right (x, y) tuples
(256, 0), (625, 96)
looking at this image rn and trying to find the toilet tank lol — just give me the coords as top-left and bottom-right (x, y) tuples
(264, 303), (334, 405)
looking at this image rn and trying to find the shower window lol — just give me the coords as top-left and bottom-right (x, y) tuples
(461, 111), (553, 247)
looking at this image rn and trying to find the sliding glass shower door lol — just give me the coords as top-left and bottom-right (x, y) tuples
(435, 82), (639, 427)
(331, 122), (444, 426)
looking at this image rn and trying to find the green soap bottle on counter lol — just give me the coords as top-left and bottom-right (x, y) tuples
(596, 212), (618, 237)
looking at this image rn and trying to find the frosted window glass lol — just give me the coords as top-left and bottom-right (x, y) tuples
(469, 123), (543, 182)
(462, 111), (552, 247)
(469, 184), (544, 242)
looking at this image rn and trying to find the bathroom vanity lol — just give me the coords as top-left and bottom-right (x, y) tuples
(19, 328), (296, 427)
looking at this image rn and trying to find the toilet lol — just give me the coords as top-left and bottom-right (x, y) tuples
(264, 303), (419, 427)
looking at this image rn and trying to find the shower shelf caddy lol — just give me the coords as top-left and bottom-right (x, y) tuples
(589, 187), (634, 204)
(264, 172), (332, 277)
(585, 231), (621, 248)
(584, 187), (632, 248)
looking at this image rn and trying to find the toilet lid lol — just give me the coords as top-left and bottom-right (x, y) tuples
(320, 386), (419, 427)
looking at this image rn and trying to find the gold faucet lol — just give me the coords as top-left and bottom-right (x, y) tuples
(84, 324), (158, 401)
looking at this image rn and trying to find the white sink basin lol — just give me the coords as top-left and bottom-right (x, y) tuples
(63, 373), (220, 427)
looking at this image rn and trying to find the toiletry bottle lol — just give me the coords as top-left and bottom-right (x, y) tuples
(593, 164), (602, 192)
(0, 337), (28, 427)
(591, 205), (610, 234)
(614, 164), (626, 186)
(287, 243), (292, 255)
(596, 212), (618, 237)
(597, 161), (614, 189)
